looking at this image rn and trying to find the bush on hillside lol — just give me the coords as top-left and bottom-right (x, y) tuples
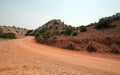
(67, 43), (75, 50)
(53, 30), (59, 35)
(59, 27), (73, 35)
(80, 26), (87, 32)
(95, 13), (120, 29)
(0, 33), (16, 39)
(64, 27), (73, 35)
(87, 45), (96, 53)
(111, 48), (119, 54)
(115, 13), (120, 20)
(0, 28), (3, 33)
(35, 35), (44, 41)
(60, 30), (65, 35)
(72, 31), (78, 36)
(25, 30), (33, 36)
(35, 32), (52, 40)
(38, 27), (48, 33)
(95, 17), (112, 29)
(41, 32), (52, 39)
(34, 27), (49, 37)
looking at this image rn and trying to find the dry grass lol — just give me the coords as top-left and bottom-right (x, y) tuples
(36, 20), (120, 54)
(0, 25), (27, 38)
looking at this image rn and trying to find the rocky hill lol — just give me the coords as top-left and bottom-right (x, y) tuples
(33, 19), (67, 35)
(0, 26), (27, 38)
(34, 13), (120, 54)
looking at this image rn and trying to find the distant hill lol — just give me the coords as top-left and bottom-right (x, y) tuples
(0, 26), (27, 38)
(34, 13), (120, 54)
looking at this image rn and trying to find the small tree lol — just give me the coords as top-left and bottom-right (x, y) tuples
(115, 13), (120, 20)
(95, 18), (108, 29)
(64, 27), (73, 35)
(72, 32), (78, 36)
(80, 25), (87, 32)
(95, 16), (114, 29)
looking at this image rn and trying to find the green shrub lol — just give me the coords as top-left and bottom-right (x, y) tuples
(80, 26), (87, 32)
(0, 33), (16, 39)
(59, 27), (73, 35)
(35, 35), (43, 41)
(67, 43), (75, 50)
(34, 27), (49, 37)
(64, 27), (73, 35)
(16, 30), (19, 33)
(60, 31), (65, 34)
(53, 30), (59, 35)
(115, 13), (120, 20)
(94, 13), (120, 29)
(26, 30), (33, 36)
(0, 28), (3, 33)
(41, 32), (52, 38)
(72, 32), (78, 36)
(38, 27), (48, 33)
(111, 48), (119, 54)
(95, 16), (116, 29)
(87, 45), (96, 52)
(95, 18), (108, 29)
(35, 32), (52, 39)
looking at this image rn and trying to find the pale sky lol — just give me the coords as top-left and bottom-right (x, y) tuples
(0, 0), (120, 29)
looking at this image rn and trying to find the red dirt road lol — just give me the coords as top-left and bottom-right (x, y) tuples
(0, 37), (120, 75)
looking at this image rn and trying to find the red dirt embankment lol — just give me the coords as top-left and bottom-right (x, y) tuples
(37, 20), (120, 53)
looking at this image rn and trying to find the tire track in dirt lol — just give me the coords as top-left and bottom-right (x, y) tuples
(12, 37), (120, 75)
(0, 37), (120, 75)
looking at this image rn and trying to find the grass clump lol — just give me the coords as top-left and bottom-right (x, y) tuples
(0, 33), (16, 39)
(80, 26), (87, 32)
(111, 48), (119, 54)
(67, 43), (75, 50)
(87, 45), (96, 53)
(72, 31), (78, 36)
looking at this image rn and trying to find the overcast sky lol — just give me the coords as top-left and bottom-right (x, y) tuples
(0, 0), (120, 29)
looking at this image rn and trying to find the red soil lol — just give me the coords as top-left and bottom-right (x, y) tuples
(0, 36), (120, 75)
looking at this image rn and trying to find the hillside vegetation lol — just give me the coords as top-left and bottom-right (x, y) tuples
(0, 26), (27, 39)
(34, 13), (120, 54)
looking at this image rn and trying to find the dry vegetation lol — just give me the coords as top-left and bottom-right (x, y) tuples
(34, 13), (120, 55)
(0, 13), (120, 75)
(0, 26), (27, 38)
